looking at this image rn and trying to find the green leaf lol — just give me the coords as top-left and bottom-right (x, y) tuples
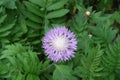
(0, 61), (10, 78)
(0, 19), (15, 33)
(53, 65), (76, 80)
(23, 1), (44, 17)
(46, 9), (69, 19)
(75, 46), (104, 80)
(1, 0), (17, 9)
(23, 11), (42, 23)
(32, 40), (40, 45)
(0, 14), (7, 24)
(19, 15), (27, 33)
(112, 11), (120, 24)
(26, 74), (40, 80)
(28, 33), (40, 38)
(47, 0), (68, 11)
(0, 31), (11, 37)
(0, 7), (3, 13)
(29, 0), (45, 7)
(14, 72), (23, 80)
(0, 39), (10, 43)
(103, 37), (120, 74)
(6, 56), (17, 66)
(1, 43), (41, 79)
(26, 20), (41, 29)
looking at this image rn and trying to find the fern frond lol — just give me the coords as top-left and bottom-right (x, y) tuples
(74, 46), (104, 80)
(102, 36), (120, 80)
(0, 7), (16, 43)
(88, 24), (118, 46)
(0, 43), (41, 80)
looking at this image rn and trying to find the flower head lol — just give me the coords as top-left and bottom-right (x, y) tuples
(42, 27), (77, 62)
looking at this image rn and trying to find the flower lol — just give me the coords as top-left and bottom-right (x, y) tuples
(42, 27), (77, 62)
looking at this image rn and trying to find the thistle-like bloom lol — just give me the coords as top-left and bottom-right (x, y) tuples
(42, 27), (77, 62)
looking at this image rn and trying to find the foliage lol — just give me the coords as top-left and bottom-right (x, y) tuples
(53, 64), (77, 80)
(102, 36), (120, 80)
(0, 0), (120, 80)
(74, 46), (104, 80)
(0, 43), (41, 80)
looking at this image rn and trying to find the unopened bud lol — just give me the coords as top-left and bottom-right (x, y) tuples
(88, 34), (92, 38)
(85, 11), (91, 17)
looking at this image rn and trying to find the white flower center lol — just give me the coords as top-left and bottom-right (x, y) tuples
(53, 37), (67, 50)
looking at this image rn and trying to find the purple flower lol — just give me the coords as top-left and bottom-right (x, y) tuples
(42, 27), (77, 62)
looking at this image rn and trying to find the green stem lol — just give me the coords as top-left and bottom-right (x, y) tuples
(44, 0), (48, 33)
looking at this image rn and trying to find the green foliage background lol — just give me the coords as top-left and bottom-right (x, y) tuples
(0, 0), (120, 80)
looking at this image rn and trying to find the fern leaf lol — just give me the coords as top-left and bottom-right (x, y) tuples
(29, 0), (45, 7)
(47, 0), (68, 11)
(1, 43), (41, 80)
(0, 14), (7, 24)
(23, 1), (44, 17)
(0, 19), (16, 33)
(26, 19), (41, 29)
(102, 37), (120, 79)
(46, 9), (69, 19)
(74, 46), (104, 80)
(23, 11), (42, 23)
(0, 31), (11, 38)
